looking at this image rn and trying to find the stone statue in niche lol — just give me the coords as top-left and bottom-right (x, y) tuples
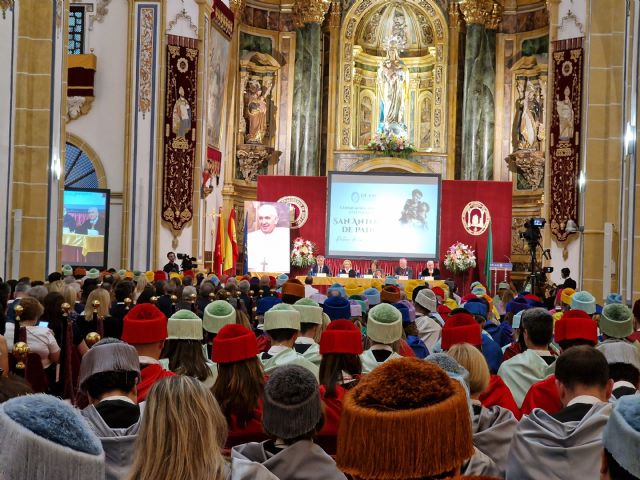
(377, 36), (408, 137)
(420, 98), (431, 149)
(243, 79), (273, 145)
(514, 79), (544, 151)
(359, 96), (372, 145)
(556, 86), (574, 141)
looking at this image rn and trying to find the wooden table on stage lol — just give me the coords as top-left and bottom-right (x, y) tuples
(62, 232), (104, 263)
(296, 276), (446, 293)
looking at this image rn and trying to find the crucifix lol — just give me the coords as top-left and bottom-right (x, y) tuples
(261, 257), (268, 272)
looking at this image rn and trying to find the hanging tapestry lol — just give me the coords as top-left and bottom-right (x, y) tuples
(162, 36), (198, 231)
(549, 39), (583, 241)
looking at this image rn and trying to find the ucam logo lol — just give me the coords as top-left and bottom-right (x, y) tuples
(351, 192), (360, 203)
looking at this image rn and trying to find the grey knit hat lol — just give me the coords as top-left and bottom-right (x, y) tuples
(597, 340), (640, 370)
(415, 289), (437, 312)
(78, 338), (140, 393)
(600, 304), (634, 339)
(262, 364), (322, 440)
(0, 394), (105, 479)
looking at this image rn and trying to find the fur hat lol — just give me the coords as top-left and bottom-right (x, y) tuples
(256, 296), (282, 315)
(336, 358), (474, 479)
(282, 280), (305, 303)
(554, 310), (597, 345)
(262, 365), (322, 440)
(367, 303), (402, 344)
(411, 285), (428, 302)
(203, 300), (236, 333)
(497, 282), (509, 290)
(62, 264), (73, 277)
(600, 304), (634, 339)
(121, 304), (168, 344)
(264, 303), (301, 331)
(145, 271), (154, 282)
(571, 290), (596, 314)
(293, 298), (323, 325)
(603, 395), (640, 478)
(153, 270), (167, 282)
(320, 319), (363, 355)
(506, 297), (529, 314)
(384, 276), (398, 286)
(605, 293), (623, 305)
(463, 298), (489, 318)
(364, 287), (381, 306)
(393, 302), (411, 326)
(441, 311), (482, 350)
(398, 299), (416, 322)
(87, 268), (100, 280)
(597, 341), (640, 370)
(345, 285), (365, 297)
(415, 288), (437, 312)
(380, 285), (401, 304)
(328, 283), (347, 299)
(323, 295), (351, 321)
(213, 324), (259, 364)
(0, 394), (105, 479)
(560, 288), (576, 305)
(167, 309), (203, 340)
(471, 285), (487, 297)
(276, 274), (289, 287)
(78, 339), (140, 393)
(431, 286), (445, 301)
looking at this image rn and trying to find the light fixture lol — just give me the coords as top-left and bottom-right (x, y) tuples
(565, 219), (584, 234)
(625, 122), (636, 156)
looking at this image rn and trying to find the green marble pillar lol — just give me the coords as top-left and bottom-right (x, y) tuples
(461, 24), (496, 180)
(290, 23), (322, 176)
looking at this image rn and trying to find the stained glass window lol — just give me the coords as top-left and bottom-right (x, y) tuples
(65, 142), (98, 188)
(68, 6), (85, 55)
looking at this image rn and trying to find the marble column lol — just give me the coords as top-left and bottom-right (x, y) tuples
(460, 1), (501, 180)
(290, 0), (328, 176)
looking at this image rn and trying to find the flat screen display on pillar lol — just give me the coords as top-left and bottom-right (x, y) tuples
(62, 188), (111, 269)
(245, 201), (291, 273)
(326, 172), (441, 259)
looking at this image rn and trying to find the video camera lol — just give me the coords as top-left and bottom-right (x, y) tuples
(519, 217), (546, 248)
(176, 253), (196, 271)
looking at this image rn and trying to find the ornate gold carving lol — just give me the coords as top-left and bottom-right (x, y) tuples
(448, 2), (461, 27)
(229, 0), (245, 16)
(66, 96), (94, 122)
(345, 18), (356, 38)
(327, 0), (341, 28)
(293, 0), (331, 28)
(486, 2), (503, 30)
(236, 144), (280, 182)
(506, 150), (545, 190)
(458, 0), (493, 26)
(511, 217), (529, 255)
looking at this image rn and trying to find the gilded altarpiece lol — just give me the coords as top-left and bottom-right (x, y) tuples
(332, 0), (448, 174)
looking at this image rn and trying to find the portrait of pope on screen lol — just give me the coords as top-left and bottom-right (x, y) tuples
(246, 202), (291, 273)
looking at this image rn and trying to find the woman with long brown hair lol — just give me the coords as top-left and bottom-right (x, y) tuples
(127, 376), (227, 480)
(211, 323), (266, 448)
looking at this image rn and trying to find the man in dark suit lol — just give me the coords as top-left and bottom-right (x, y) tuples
(77, 207), (106, 235)
(309, 255), (332, 276)
(420, 260), (441, 279)
(558, 267), (577, 289)
(393, 258), (414, 279)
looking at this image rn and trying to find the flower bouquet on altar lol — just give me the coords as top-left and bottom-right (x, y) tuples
(443, 242), (477, 274)
(291, 237), (317, 268)
(365, 132), (416, 158)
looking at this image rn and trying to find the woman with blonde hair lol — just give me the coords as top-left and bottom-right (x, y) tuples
(448, 343), (517, 476)
(128, 376), (227, 480)
(133, 274), (149, 301)
(77, 287), (123, 340)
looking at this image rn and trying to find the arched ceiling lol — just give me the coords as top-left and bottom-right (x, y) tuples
(354, 2), (435, 57)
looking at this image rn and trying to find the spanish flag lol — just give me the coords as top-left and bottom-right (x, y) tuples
(213, 207), (225, 277)
(223, 208), (238, 274)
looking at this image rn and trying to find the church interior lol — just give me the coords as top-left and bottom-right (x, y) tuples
(1, 0), (638, 301)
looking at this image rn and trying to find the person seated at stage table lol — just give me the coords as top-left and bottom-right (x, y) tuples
(63, 207), (76, 232)
(76, 207), (106, 235)
(420, 260), (441, 279)
(367, 259), (380, 276)
(393, 258), (414, 279)
(309, 255), (332, 276)
(373, 269), (384, 279)
(339, 259), (358, 278)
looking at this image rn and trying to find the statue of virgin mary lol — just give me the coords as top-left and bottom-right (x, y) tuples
(377, 36), (409, 137)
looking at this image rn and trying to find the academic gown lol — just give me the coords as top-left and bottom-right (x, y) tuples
(481, 331), (503, 374)
(259, 348), (319, 380)
(414, 314), (442, 353)
(520, 374), (562, 415)
(294, 340), (322, 367)
(230, 440), (347, 480)
(506, 402), (612, 480)
(317, 384), (345, 455)
(82, 402), (145, 480)
(360, 349), (403, 374)
(497, 349), (555, 407)
(478, 374), (521, 419)
(472, 404), (518, 477)
(137, 364), (176, 402)
(226, 402), (267, 450)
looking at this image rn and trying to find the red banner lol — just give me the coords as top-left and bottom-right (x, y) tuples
(257, 177), (511, 285)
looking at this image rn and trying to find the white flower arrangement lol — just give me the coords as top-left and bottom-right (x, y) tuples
(443, 242), (477, 274)
(291, 237), (317, 268)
